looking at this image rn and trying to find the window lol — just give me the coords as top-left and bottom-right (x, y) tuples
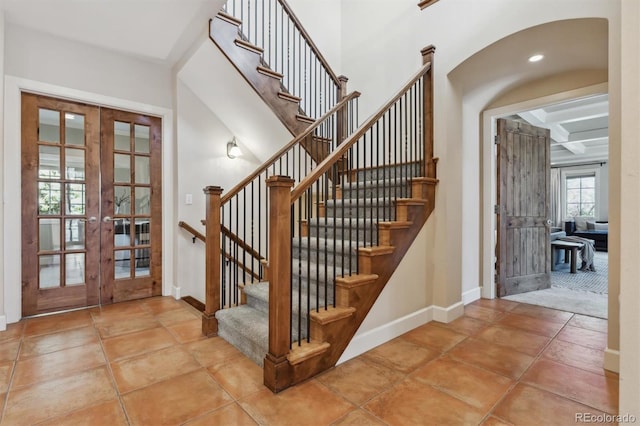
(566, 175), (595, 217)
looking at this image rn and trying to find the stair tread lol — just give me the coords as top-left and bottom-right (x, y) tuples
(244, 282), (335, 313)
(216, 305), (268, 346)
(307, 217), (378, 227)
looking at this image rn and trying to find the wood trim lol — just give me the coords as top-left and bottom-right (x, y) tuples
(277, 0), (341, 86)
(220, 91), (360, 204)
(418, 0), (440, 9)
(182, 296), (205, 312)
(291, 62), (432, 202)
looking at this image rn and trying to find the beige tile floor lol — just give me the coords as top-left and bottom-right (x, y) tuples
(0, 297), (618, 425)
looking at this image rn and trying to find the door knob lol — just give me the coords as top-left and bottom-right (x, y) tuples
(103, 216), (113, 223)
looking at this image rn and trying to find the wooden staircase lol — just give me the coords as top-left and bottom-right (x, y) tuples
(209, 9), (347, 165)
(196, 0), (437, 393)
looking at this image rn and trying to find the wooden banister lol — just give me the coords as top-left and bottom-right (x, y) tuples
(202, 186), (223, 337)
(278, 0), (341, 86)
(178, 221), (205, 243)
(221, 225), (264, 262)
(221, 91), (360, 204)
(291, 59), (433, 202)
(264, 175), (295, 392)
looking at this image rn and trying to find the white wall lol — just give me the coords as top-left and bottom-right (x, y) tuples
(619, 0), (640, 414)
(0, 11), (5, 330)
(286, 0), (342, 76)
(5, 24), (172, 109)
(2, 25), (175, 323)
(175, 80), (261, 302)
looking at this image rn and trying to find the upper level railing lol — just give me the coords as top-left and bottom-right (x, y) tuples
(201, 91), (360, 335)
(222, 0), (341, 119)
(262, 47), (436, 381)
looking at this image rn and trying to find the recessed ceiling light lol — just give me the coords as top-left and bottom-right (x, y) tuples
(528, 54), (544, 63)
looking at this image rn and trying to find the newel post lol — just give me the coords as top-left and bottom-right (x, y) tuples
(202, 186), (223, 337)
(263, 176), (294, 393)
(421, 45), (436, 179)
(337, 75), (349, 145)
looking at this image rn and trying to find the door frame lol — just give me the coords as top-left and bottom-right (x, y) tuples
(3, 76), (175, 323)
(480, 82), (608, 300)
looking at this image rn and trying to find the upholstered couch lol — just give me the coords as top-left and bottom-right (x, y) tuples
(565, 217), (608, 252)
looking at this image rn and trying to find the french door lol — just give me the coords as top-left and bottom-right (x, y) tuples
(21, 93), (162, 316)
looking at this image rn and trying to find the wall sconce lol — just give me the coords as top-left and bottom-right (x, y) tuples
(227, 137), (242, 159)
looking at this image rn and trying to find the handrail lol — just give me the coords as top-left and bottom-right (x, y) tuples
(222, 225), (265, 261)
(277, 0), (341, 86)
(221, 90), (361, 204)
(178, 221), (206, 243)
(418, 0), (440, 9)
(291, 62), (432, 201)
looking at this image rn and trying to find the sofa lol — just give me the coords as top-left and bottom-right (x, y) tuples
(565, 217), (608, 252)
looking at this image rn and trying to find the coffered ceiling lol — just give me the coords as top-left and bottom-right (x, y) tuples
(515, 94), (609, 166)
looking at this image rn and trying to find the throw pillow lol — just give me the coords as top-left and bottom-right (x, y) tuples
(574, 216), (590, 231)
(594, 222), (608, 231)
(586, 221), (596, 230)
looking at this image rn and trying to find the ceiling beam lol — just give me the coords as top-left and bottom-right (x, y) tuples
(544, 101), (609, 124)
(517, 110), (586, 154)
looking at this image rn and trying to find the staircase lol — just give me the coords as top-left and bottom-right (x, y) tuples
(196, 0), (437, 393)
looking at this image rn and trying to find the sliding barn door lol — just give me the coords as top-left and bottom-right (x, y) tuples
(497, 118), (551, 297)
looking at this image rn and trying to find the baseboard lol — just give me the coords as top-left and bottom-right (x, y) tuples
(432, 301), (465, 323)
(338, 306), (434, 364)
(0, 315), (6, 332)
(462, 287), (482, 305)
(604, 347), (620, 373)
(172, 285), (181, 300)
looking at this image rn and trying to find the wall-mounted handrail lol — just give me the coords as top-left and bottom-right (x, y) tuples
(418, 0), (441, 9)
(222, 91), (360, 204)
(178, 221), (206, 243)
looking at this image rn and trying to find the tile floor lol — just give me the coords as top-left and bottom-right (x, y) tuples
(0, 297), (618, 425)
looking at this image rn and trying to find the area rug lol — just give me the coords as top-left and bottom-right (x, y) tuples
(550, 251), (608, 294)
(503, 252), (609, 318)
(503, 287), (607, 319)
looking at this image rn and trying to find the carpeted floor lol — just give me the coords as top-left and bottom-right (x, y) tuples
(503, 252), (608, 319)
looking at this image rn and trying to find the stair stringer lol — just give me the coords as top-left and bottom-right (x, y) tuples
(209, 13), (312, 138)
(286, 178), (438, 386)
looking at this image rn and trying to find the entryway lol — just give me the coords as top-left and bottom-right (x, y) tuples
(21, 93), (163, 316)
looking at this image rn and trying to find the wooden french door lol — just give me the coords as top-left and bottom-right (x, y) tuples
(496, 118), (551, 297)
(21, 94), (162, 316)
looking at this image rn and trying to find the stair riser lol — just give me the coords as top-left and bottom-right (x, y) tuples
(325, 204), (395, 221)
(308, 224), (378, 246)
(341, 185), (410, 200)
(218, 322), (267, 367)
(292, 244), (358, 268)
(352, 164), (422, 183)
(245, 288), (332, 329)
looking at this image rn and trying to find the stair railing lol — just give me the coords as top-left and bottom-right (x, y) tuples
(202, 91), (360, 336)
(264, 46), (436, 390)
(222, 0), (342, 119)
